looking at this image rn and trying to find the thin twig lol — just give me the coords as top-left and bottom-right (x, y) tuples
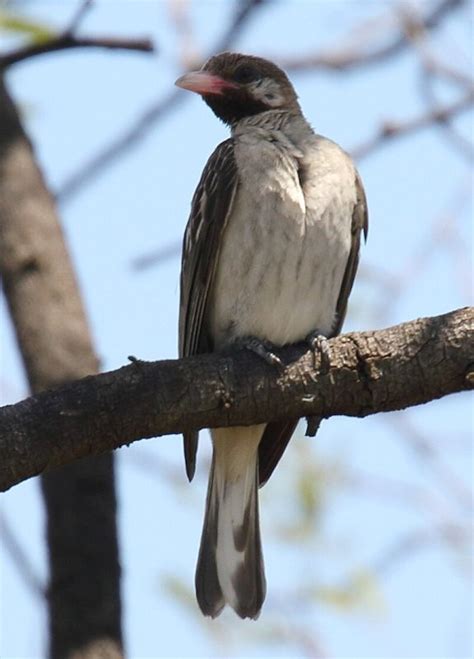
(0, 34), (154, 69)
(55, 0), (266, 204)
(0, 511), (45, 598)
(397, 6), (474, 161)
(276, 0), (465, 73)
(66, 0), (94, 35)
(419, 67), (474, 161)
(213, 0), (266, 54)
(352, 91), (474, 160)
(54, 0), (464, 205)
(132, 239), (182, 272)
(344, 470), (460, 524)
(369, 177), (472, 324)
(390, 414), (474, 513)
(371, 523), (471, 577)
(0, 0), (153, 69)
(56, 88), (182, 204)
(419, 54), (473, 87)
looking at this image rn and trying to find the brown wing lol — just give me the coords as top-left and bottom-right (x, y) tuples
(258, 171), (368, 487)
(179, 139), (239, 481)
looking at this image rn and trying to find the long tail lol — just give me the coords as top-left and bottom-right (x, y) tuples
(195, 425), (266, 619)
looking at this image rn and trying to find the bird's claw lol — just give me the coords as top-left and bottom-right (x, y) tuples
(306, 331), (330, 373)
(235, 336), (284, 369)
(128, 354), (148, 366)
(305, 415), (322, 437)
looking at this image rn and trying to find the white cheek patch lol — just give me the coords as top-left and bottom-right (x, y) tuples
(250, 79), (285, 108)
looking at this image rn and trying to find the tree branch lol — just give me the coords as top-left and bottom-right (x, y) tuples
(0, 511), (45, 597)
(0, 34), (154, 70)
(352, 90), (474, 159)
(0, 0), (153, 70)
(54, 0), (266, 204)
(67, 0), (94, 34)
(53, 0), (465, 205)
(276, 0), (465, 73)
(1, 307), (472, 493)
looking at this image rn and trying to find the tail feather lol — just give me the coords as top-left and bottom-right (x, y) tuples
(195, 426), (266, 619)
(195, 458), (225, 617)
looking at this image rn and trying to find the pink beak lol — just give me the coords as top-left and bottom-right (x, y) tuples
(175, 71), (237, 96)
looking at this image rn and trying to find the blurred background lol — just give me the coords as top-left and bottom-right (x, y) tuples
(0, 1), (472, 657)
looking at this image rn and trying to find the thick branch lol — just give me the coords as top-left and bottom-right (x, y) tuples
(1, 307), (472, 492)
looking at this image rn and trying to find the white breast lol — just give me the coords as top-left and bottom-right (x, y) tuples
(209, 123), (357, 349)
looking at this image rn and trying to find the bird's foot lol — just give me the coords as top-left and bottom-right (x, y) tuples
(234, 336), (284, 369)
(306, 330), (331, 373)
(304, 331), (329, 438)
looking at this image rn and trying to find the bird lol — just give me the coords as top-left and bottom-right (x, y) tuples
(176, 52), (368, 620)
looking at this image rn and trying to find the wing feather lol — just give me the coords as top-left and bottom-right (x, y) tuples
(332, 172), (368, 336)
(179, 139), (239, 480)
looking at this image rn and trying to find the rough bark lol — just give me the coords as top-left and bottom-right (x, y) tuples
(1, 307), (472, 493)
(0, 77), (122, 658)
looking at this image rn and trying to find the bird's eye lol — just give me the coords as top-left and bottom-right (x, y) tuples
(233, 64), (261, 84)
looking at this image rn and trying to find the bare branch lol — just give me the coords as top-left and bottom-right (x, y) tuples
(371, 523), (470, 577)
(56, 89), (181, 203)
(390, 414), (473, 512)
(53, 0), (465, 208)
(0, 0), (152, 69)
(276, 0), (465, 73)
(345, 470), (460, 521)
(54, 0), (464, 204)
(213, 0), (267, 55)
(419, 68), (474, 161)
(364, 178), (472, 324)
(0, 511), (45, 598)
(0, 34), (154, 69)
(352, 91), (474, 160)
(131, 239), (182, 271)
(52, 0), (264, 203)
(417, 52), (473, 88)
(66, 0), (94, 35)
(0, 307), (472, 493)
(399, 8), (474, 161)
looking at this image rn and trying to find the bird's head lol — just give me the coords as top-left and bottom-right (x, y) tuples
(175, 52), (300, 125)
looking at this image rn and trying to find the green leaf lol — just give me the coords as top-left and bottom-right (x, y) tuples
(314, 569), (386, 616)
(161, 574), (194, 608)
(0, 10), (55, 44)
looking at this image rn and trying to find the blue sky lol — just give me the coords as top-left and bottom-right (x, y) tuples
(0, 2), (472, 658)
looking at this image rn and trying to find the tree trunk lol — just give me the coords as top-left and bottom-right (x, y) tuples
(0, 76), (123, 658)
